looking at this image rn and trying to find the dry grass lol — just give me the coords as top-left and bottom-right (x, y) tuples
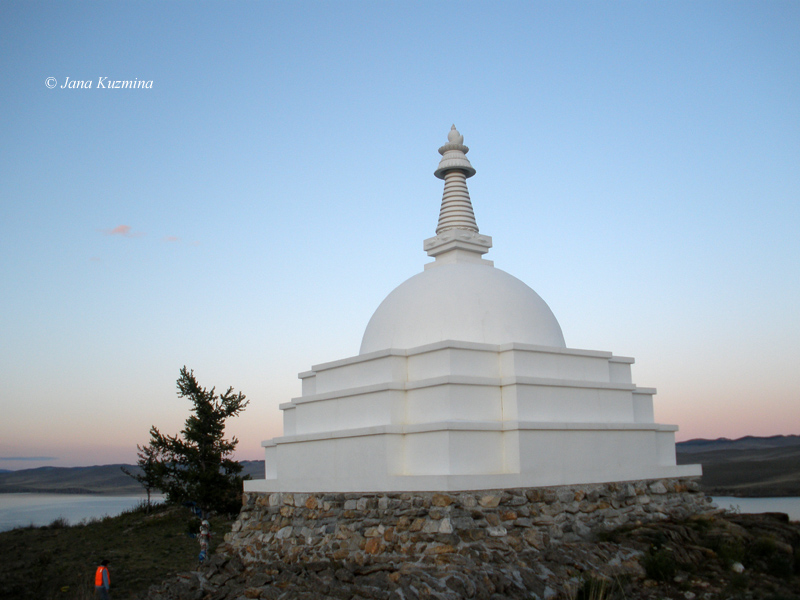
(0, 502), (233, 600)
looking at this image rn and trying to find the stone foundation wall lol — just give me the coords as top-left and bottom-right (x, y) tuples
(223, 478), (710, 566)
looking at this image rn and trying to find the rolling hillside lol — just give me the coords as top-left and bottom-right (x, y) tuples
(677, 434), (800, 496)
(0, 461), (266, 495)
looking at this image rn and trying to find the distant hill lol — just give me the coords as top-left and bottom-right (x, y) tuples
(677, 434), (800, 453)
(0, 464), (145, 495)
(677, 435), (800, 497)
(0, 460), (265, 495)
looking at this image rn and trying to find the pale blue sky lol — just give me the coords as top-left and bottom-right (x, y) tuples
(1, 1), (798, 470)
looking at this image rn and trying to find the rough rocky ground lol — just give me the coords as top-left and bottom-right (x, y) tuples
(145, 511), (800, 600)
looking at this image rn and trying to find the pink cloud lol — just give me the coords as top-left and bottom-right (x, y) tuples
(163, 236), (180, 242)
(103, 225), (144, 237)
(110, 225), (131, 235)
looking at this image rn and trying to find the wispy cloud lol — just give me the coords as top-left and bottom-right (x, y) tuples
(0, 456), (58, 461)
(163, 235), (180, 242)
(102, 225), (144, 238)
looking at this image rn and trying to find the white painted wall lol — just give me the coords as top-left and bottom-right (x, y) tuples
(246, 340), (700, 494)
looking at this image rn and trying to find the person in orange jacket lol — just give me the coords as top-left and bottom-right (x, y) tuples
(95, 559), (110, 599)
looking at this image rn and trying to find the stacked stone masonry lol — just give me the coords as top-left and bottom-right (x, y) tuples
(223, 478), (711, 566)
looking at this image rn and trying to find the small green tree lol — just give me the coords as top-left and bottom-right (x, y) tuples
(121, 443), (165, 513)
(131, 366), (249, 516)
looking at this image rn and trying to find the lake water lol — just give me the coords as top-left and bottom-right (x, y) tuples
(711, 496), (800, 521)
(0, 493), (797, 533)
(0, 493), (163, 532)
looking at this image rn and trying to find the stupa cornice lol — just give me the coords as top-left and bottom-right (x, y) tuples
(302, 340), (630, 375)
(423, 229), (493, 267)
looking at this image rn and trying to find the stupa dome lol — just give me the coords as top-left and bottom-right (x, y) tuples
(360, 262), (566, 354)
(360, 126), (565, 354)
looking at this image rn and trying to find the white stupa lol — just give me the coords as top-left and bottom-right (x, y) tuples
(245, 126), (700, 494)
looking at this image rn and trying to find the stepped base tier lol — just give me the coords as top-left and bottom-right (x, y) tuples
(245, 126), (700, 494)
(245, 339), (700, 493)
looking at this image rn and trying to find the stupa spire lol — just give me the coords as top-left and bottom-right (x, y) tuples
(434, 125), (478, 234)
(423, 125), (493, 268)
